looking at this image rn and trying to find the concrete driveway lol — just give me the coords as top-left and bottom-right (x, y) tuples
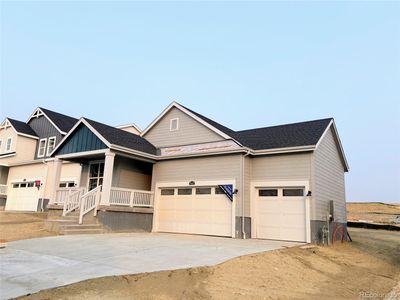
(0, 233), (301, 299)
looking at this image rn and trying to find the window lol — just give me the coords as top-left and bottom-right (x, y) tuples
(38, 139), (47, 157)
(196, 187), (211, 195)
(59, 181), (75, 188)
(283, 188), (304, 197)
(178, 188), (192, 195)
(46, 136), (56, 156)
(161, 189), (174, 196)
(12, 181), (35, 188)
(259, 189), (278, 197)
(0, 139), (2, 151)
(6, 137), (12, 151)
(215, 187), (225, 194)
(170, 118), (179, 131)
(88, 162), (104, 190)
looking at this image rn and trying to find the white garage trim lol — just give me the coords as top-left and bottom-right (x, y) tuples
(250, 180), (311, 243)
(153, 179), (237, 238)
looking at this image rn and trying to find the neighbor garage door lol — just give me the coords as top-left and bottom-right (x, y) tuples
(5, 181), (40, 211)
(156, 186), (232, 237)
(256, 187), (306, 242)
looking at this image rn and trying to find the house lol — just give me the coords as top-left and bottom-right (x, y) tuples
(49, 102), (348, 243)
(0, 108), (82, 211)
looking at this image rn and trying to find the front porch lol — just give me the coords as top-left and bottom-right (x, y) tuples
(50, 150), (155, 225)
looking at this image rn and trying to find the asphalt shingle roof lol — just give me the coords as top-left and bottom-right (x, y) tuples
(85, 118), (158, 155)
(179, 103), (332, 150)
(8, 118), (38, 137)
(235, 118), (333, 150)
(39, 107), (78, 133)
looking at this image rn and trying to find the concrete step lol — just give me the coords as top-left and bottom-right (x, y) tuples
(62, 228), (105, 235)
(60, 224), (103, 230)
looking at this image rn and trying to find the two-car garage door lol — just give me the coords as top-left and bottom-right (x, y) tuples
(256, 187), (307, 242)
(156, 186), (232, 237)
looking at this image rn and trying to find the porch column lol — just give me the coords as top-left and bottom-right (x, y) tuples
(101, 151), (115, 205)
(50, 157), (62, 204)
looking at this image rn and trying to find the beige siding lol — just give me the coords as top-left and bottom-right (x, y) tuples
(152, 154), (244, 215)
(118, 126), (141, 135)
(0, 127), (36, 165)
(251, 153), (312, 181)
(7, 161), (81, 199)
(144, 107), (224, 147)
(112, 156), (152, 190)
(250, 153), (312, 219)
(312, 127), (346, 222)
(243, 156), (252, 217)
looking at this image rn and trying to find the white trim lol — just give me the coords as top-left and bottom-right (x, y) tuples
(5, 137), (12, 152)
(0, 118), (38, 139)
(153, 179), (236, 238)
(141, 101), (233, 140)
(169, 118), (179, 131)
(55, 149), (107, 159)
(27, 108), (67, 135)
(46, 136), (57, 157)
(0, 152), (16, 160)
(115, 123), (141, 133)
(50, 118), (111, 156)
(37, 138), (47, 158)
(250, 180), (311, 243)
(314, 120), (349, 172)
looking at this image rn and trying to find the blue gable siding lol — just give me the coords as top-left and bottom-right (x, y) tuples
(55, 124), (107, 155)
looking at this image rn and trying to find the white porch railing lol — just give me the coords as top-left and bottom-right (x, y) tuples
(0, 184), (7, 196)
(79, 185), (102, 224)
(62, 188), (85, 216)
(110, 187), (153, 207)
(55, 188), (84, 204)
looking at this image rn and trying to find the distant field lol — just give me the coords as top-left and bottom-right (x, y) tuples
(347, 202), (400, 225)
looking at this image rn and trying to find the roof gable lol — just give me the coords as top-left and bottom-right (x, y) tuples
(54, 123), (107, 156)
(0, 118), (38, 139)
(52, 118), (157, 157)
(141, 102), (234, 141)
(27, 107), (78, 134)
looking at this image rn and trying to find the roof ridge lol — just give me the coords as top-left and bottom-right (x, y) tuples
(236, 118), (334, 133)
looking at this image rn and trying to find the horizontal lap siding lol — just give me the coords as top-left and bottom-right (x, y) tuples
(112, 156), (152, 191)
(152, 154), (243, 215)
(313, 128), (346, 222)
(252, 153), (312, 181)
(144, 107), (224, 148)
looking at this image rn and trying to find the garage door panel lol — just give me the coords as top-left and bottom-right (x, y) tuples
(256, 187), (306, 242)
(157, 185), (232, 237)
(6, 185), (39, 211)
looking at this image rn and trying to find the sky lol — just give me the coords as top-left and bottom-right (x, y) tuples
(0, 1), (399, 203)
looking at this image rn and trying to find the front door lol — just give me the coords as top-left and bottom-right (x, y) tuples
(88, 162), (104, 191)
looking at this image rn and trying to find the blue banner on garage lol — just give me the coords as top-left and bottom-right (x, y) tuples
(219, 184), (233, 201)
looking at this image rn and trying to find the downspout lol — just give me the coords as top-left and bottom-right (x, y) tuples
(241, 150), (251, 239)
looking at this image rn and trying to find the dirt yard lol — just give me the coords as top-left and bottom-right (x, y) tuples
(17, 228), (400, 300)
(347, 202), (400, 225)
(0, 211), (55, 242)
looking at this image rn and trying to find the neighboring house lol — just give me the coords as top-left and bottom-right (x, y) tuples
(0, 108), (82, 211)
(49, 102), (348, 243)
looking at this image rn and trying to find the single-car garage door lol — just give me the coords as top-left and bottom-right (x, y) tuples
(5, 181), (40, 211)
(256, 187), (306, 242)
(156, 186), (232, 237)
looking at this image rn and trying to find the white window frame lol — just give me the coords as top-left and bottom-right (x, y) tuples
(169, 118), (179, 131)
(46, 136), (57, 156)
(37, 138), (47, 157)
(87, 160), (105, 191)
(6, 137), (12, 152)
